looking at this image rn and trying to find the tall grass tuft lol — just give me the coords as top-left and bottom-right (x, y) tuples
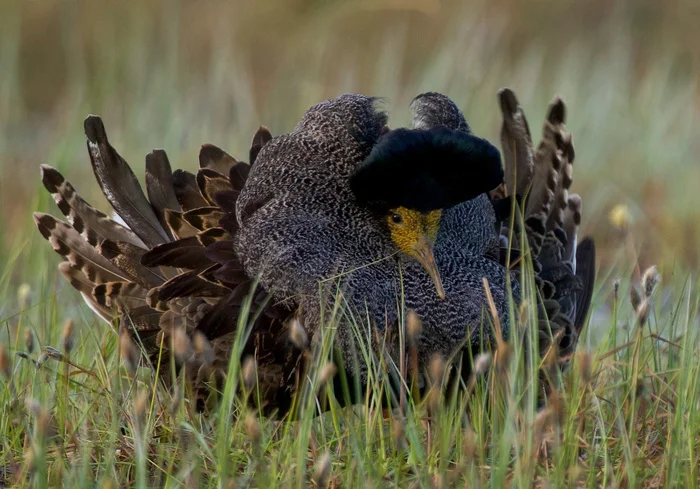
(1, 1), (700, 487)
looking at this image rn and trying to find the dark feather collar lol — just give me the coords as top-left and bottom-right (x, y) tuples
(350, 126), (503, 212)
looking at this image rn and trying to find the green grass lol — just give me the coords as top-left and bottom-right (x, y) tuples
(2, 245), (699, 488)
(1, 1), (700, 487)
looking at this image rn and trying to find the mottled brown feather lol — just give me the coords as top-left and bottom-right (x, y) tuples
(165, 209), (199, 239)
(40, 165), (145, 248)
(98, 239), (166, 288)
(34, 212), (132, 284)
(57, 262), (114, 322)
(196, 168), (233, 206)
(145, 149), (180, 240)
(172, 169), (209, 211)
(497, 89), (534, 200)
(183, 207), (225, 231)
(141, 236), (209, 269)
(249, 125), (273, 165)
(199, 144), (238, 175)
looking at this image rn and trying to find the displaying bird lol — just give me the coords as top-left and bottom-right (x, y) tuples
(34, 88), (595, 415)
(234, 94), (513, 391)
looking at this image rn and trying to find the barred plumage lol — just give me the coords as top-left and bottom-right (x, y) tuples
(34, 89), (595, 415)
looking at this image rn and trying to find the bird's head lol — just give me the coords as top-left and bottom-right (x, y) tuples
(350, 126), (503, 299)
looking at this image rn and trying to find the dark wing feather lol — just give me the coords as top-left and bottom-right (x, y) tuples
(172, 169), (209, 211)
(145, 149), (180, 240)
(84, 115), (170, 247)
(197, 228), (229, 247)
(183, 207), (225, 231)
(497, 88), (534, 200)
(141, 236), (209, 269)
(199, 144), (238, 175)
(229, 162), (251, 195)
(203, 240), (237, 265)
(493, 90), (596, 365)
(197, 168), (234, 206)
(98, 239), (166, 288)
(573, 237), (596, 331)
(152, 268), (230, 302)
(249, 126), (273, 165)
(165, 209), (199, 239)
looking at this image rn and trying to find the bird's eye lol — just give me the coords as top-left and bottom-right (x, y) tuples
(391, 213), (403, 224)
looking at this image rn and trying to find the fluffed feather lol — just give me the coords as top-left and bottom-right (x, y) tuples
(84, 115), (170, 247)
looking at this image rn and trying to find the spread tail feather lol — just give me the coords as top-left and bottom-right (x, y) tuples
(35, 115), (300, 415)
(84, 115), (170, 247)
(494, 89), (596, 363)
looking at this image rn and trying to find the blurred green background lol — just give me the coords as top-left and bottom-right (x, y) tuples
(1, 0), (699, 314)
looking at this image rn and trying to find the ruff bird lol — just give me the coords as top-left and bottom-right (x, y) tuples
(34, 89), (595, 414)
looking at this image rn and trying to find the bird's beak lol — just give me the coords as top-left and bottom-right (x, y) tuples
(413, 238), (445, 299)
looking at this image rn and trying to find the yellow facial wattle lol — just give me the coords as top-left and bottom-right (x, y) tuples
(387, 207), (445, 298)
(386, 208), (441, 254)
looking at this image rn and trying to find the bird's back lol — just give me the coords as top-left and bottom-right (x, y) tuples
(235, 95), (394, 306)
(235, 93), (516, 377)
(33, 88), (595, 415)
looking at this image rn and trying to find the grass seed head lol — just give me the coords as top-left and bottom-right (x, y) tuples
(312, 451), (332, 488)
(118, 328), (139, 373)
(43, 346), (64, 361)
(176, 426), (195, 453)
(636, 379), (648, 399)
(192, 331), (214, 366)
(431, 474), (445, 489)
(426, 387), (441, 417)
(473, 352), (492, 376)
(630, 286), (642, 313)
(428, 354), (446, 387)
(317, 361), (337, 389)
(575, 351), (593, 385)
(23, 446), (36, 477)
(0, 342), (10, 379)
(25, 397), (41, 418)
(641, 265), (661, 298)
(172, 327), (192, 364)
(17, 283), (31, 309)
(195, 363), (213, 387)
(244, 413), (261, 444)
(406, 310), (423, 345)
(636, 299), (650, 325)
(242, 355), (257, 390)
(533, 407), (554, 448)
(288, 316), (309, 350)
(547, 389), (565, 428)
(494, 341), (512, 374)
(25, 329), (34, 354)
(61, 319), (75, 354)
